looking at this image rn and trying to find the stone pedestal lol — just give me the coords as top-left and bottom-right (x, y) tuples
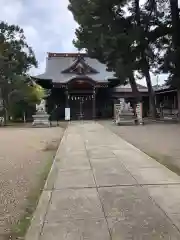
(32, 99), (50, 127)
(114, 99), (144, 125)
(114, 104), (121, 125)
(118, 99), (136, 125)
(136, 102), (144, 125)
(32, 112), (50, 127)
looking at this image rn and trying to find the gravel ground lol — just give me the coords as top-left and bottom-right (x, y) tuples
(101, 120), (180, 172)
(0, 124), (65, 239)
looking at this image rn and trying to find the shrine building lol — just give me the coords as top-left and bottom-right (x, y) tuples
(34, 52), (149, 120)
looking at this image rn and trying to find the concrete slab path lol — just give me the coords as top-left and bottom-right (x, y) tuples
(26, 122), (180, 239)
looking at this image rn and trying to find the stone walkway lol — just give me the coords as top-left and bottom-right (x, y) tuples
(26, 122), (180, 239)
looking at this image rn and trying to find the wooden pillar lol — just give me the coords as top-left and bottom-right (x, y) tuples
(65, 88), (69, 108)
(174, 94), (176, 109)
(149, 96), (152, 117)
(92, 87), (96, 119)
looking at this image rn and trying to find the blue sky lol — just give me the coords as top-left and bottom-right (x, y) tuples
(0, 0), (167, 85)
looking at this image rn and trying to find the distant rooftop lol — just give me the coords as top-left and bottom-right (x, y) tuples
(153, 84), (171, 91)
(114, 83), (148, 93)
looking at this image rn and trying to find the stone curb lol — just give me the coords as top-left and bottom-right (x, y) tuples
(25, 126), (68, 240)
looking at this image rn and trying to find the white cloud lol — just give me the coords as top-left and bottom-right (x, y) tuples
(0, 0), (23, 23)
(23, 26), (39, 43)
(0, 0), (77, 74)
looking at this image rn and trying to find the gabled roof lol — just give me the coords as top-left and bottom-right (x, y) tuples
(61, 55), (99, 75)
(34, 53), (115, 84)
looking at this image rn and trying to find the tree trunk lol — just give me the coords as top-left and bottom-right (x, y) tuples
(169, 0), (180, 120)
(170, 0), (179, 49)
(1, 88), (9, 125)
(170, 0), (180, 77)
(177, 90), (180, 121)
(128, 72), (141, 103)
(128, 72), (142, 115)
(143, 63), (157, 118)
(134, 0), (157, 118)
(2, 99), (8, 125)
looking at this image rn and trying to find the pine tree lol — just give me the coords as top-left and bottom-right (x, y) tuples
(69, 0), (141, 103)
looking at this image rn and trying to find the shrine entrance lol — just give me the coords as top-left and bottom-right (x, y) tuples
(69, 94), (94, 120)
(65, 78), (97, 120)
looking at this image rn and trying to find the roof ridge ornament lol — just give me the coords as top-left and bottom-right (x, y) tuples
(61, 55), (99, 75)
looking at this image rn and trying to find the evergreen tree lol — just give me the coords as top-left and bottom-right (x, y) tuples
(69, 0), (141, 103)
(0, 21), (37, 123)
(69, 0), (161, 117)
(69, 0), (180, 117)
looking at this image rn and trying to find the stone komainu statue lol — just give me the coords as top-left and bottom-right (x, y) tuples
(36, 99), (46, 113)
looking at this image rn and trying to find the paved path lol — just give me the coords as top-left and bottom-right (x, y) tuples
(26, 122), (180, 239)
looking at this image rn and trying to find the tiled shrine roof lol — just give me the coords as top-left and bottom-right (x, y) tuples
(34, 52), (115, 84)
